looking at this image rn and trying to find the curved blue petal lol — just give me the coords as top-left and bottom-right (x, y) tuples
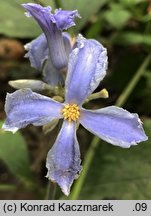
(62, 32), (72, 58)
(80, 106), (148, 148)
(22, 3), (68, 70)
(46, 121), (82, 196)
(24, 32), (71, 85)
(24, 33), (49, 70)
(22, 3), (52, 34)
(43, 32), (71, 85)
(52, 9), (81, 30)
(22, 4), (77, 71)
(65, 34), (108, 105)
(2, 89), (63, 133)
(43, 57), (64, 85)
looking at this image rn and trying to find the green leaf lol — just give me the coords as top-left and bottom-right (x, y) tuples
(0, 184), (16, 191)
(61, 0), (109, 32)
(86, 19), (103, 38)
(104, 3), (131, 29)
(38, 0), (55, 9)
(111, 32), (151, 46)
(0, 0), (54, 38)
(79, 119), (151, 199)
(119, 0), (146, 6)
(145, 20), (151, 34)
(0, 122), (33, 186)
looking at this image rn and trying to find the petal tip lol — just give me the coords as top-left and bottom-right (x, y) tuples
(22, 3), (52, 17)
(46, 153), (82, 196)
(2, 123), (18, 133)
(53, 9), (81, 30)
(46, 170), (72, 196)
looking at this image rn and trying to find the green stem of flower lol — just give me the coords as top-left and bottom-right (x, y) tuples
(69, 54), (151, 200)
(69, 136), (99, 200)
(115, 54), (151, 107)
(45, 181), (57, 200)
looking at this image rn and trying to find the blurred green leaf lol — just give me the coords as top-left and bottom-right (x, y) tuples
(111, 32), (151, 45)
(0, 184), (16, 191)
(86, 19), (103, 38)
(79, 119), (151, 199)
(38, 0), (55, 8)
(0, 0), (40, 37)
(104, 3), (131, 29)
(0, 122), (33, 186)
(145, 20), (151, 34)
(61, 0), (109, 32)
(119, 0), (146, 6)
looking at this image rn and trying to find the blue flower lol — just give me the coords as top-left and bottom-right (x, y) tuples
(2, 35), (148, 195)
(22, 3), (80, 85)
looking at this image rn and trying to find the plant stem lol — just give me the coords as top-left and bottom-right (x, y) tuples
(115, 54), (151, 107)
(69, 54), (151, 200)
(69, 137), (99, 200)
(45, 181), (56, 200)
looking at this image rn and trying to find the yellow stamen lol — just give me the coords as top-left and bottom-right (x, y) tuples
(62, 103), (80, 122)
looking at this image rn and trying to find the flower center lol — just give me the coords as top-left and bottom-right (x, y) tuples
(62, 103), (80, 122)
